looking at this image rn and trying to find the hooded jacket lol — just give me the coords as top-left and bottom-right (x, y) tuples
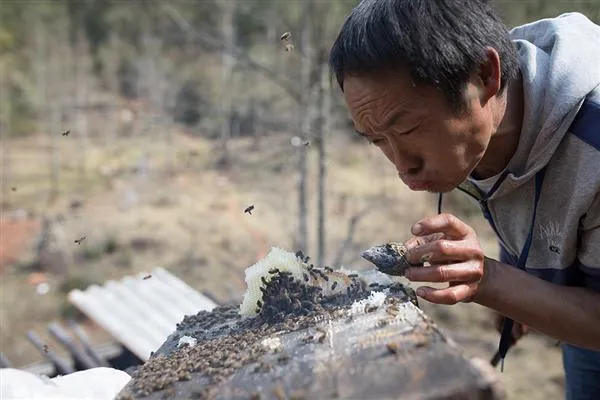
(457, 13), (600, 291)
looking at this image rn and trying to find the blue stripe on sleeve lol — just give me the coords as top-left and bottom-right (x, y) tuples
(570, 100), (600, 150)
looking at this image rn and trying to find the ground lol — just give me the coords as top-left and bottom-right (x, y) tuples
(1, 131), (564, 399)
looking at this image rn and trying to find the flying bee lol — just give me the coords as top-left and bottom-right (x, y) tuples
(244, 205), (255, 215)
(43, 344), (49, 353)
(386, 342), (400, 355)
(285, 43), (295, 52)
(11, 187), (16, 192)
(280, 32), (291, 41)
(61, 130), (70, 136)
(143, 274), (152, 280)
(74, 236), (86, 245)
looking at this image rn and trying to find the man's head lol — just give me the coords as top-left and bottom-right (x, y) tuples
(329, 0), (520, 192)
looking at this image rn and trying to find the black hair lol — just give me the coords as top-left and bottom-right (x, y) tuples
(329, 0), (519, 113)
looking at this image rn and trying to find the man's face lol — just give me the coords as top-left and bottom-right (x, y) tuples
(343, 70), (495, 193)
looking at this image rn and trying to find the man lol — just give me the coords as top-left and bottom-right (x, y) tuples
(329, 1), (600, 399)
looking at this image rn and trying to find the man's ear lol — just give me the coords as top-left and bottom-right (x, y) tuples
(476, 47), (502, 105)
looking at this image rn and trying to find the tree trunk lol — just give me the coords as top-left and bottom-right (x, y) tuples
(75, 29), (89, 191)
(35, 23), (61, 203)
(0, 59), (11, 209)
(216, 0), (236, 170)
(316, 64), (331, 268)
(295, 1), (315, 255)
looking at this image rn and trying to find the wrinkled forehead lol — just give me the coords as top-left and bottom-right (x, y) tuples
(342, 72), (420, 121)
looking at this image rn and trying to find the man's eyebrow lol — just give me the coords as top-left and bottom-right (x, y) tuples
(381, 110), (406, 130)
(353, 110), (407, 137)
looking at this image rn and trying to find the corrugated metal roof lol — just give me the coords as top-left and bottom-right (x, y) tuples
(68, 267), (218, 361)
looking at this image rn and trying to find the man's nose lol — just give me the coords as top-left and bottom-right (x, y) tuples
(389, 142), (421, 176)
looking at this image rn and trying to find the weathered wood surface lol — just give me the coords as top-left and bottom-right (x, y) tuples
(117, 289), (504, 400)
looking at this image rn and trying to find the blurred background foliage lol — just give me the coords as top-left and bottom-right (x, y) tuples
(1, 0), (598, 139)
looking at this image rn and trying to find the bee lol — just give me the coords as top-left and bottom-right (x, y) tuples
(365, 304), (378, 313)
(376, 319), (389, 328)
(285, 43), (295, 52)
(74, 236), (86, 245)
(268, 268), (280, 274)
(324, 266), (333, 273)
(273, 384), (286, 400)
(256, 300), (262, 308)
(386, 342), (400, 355)
(11, 187), (16, 192)
(143, 274), (152, 280)
(43, 344), (49, 353)
(61, 130), (70, 136)
(331, 281), (338, 291)
(244, 205), (255, 215)
(277, 353), (290, 363)
(303, 140), (310, 146)
(303, 273), (309, 282)
(250, 392), (262, 400)
(280, 32), (291, 41)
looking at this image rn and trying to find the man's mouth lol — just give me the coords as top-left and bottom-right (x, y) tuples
(401, 177), (434, 191)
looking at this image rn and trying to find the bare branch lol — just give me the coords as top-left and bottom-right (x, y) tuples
(160, 2), (303, 103)
(331, 205), (375, 268)
(331, 196), (394, 268)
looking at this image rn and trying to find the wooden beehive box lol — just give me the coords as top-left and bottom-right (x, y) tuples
(116, 276), (504, 400)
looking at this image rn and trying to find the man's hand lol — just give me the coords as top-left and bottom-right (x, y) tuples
(404, 213), (488, 304)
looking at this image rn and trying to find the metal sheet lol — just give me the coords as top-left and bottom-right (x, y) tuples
(68, 268), (218, 362)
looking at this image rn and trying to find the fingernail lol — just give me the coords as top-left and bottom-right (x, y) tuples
(416, 288), (425, 297)
(412, 223), (423, 235)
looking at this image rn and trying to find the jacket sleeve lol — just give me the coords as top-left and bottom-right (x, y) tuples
(577, 191), (600, 292)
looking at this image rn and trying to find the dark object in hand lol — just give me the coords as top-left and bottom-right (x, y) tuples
(361, 242), (422, 276)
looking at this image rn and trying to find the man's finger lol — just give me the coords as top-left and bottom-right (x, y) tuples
(406, 262), (482, 283)
(405, 239), (483, 265)
(405, 233), (445, 249)
(415, 283), (476, 305)
(412, 213), (473, 240)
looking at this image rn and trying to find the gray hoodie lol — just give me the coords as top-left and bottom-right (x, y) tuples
(457, 13), (600, 291)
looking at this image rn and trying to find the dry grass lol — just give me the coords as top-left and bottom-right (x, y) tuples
(0, 132), (563, 399)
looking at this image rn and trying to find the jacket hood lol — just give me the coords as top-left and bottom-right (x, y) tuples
(492, 12), (600, 197)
